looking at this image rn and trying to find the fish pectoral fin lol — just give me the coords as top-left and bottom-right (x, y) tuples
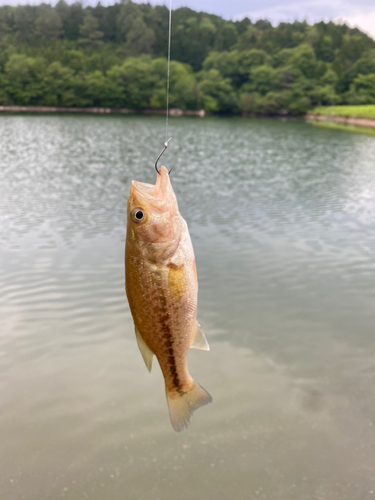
(190, 323), (210, 351)
(135, 327), (154, 372)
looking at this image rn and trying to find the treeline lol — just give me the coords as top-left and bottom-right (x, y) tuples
(0, 1), (375, 114)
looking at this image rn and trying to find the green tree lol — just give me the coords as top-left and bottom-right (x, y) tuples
(202, 51), (240, 79)
(126, 17), (155, 56)
(314, 35), (334, 62)
(320, 68), (338, 86)
(238, 92), (260, 114)
(171, 14), (217, 70)
(287, 96), (311, 114)
(348, 74), (375, 104)
(0, 8), (11, 41)
(42, 61), (75, 105)
(148, 4), (169, 57)
(237, 49), (272, 87)
(256, 91), (287, 114)
(198, 68), (237, 112)
(35, 7), (63, 40)
(41, 61), (90, 106)
(202, 49), (271, 88)
(339, 33), (372, 63)
(234, 17), (252, 36)
(150, 59), (200, 109)
(117, 1), (141, 42)
(237, 25), (257, 51)
(255, 21), (306, 53)
(0, 73), (10, 104)
(239, 49), (271, 72)
(4, 54), (46, 105)
(284, 80), (313, 113)
(289, 44), (319, 79)
(106, 57), (158, 108)
(246, 65), (284, 95)
(55, 0), (70, 25)
(310, 85), (340, 105)
(86, 70), (116, 106)
(341, 52), (375, 92)
(79, 13), (104, 47)
(62, 50), (86, 73)
(0, 4), (374, 115)
(14, 6), (37, 42)
(60, 1), (84, 40)
(117, 1), (155, 56)
(214, 22), (237, 52)
(353, 52), (375, 76)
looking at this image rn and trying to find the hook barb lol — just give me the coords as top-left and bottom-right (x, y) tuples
(155, 138), (172, 175)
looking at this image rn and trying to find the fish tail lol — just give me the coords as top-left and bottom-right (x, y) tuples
(166, 381), (212, 432)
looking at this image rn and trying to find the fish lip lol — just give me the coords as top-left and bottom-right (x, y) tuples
(131, 180), (155, 200)
(130, 167), (171, 207)
(130, 180), (166, 216)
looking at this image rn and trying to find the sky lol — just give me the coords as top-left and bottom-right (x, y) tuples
(1, 0), (375, 39)
(142, 0), (375, 39)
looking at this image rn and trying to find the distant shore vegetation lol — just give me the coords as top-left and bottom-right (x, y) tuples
(311, 105), (375, 120)
(0, 1), (375, 114)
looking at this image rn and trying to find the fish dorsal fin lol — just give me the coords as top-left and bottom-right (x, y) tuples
(191, 323), (210, 351)
(135, 327), (154, 372)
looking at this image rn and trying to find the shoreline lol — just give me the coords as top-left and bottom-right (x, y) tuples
(0, 106), (206, 117)
(306, 113), (375, 129)
(1, 106), (374, 130)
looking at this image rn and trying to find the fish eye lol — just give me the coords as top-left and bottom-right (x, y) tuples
(131, 208), (146, 223)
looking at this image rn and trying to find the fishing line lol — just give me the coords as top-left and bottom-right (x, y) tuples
(155, 0), (172, 175)
(165, 0), (172, 142)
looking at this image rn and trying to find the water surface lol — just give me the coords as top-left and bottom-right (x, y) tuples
(1, 115), (375, 499)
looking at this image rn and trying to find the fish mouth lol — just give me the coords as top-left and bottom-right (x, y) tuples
(131, 181), (155, 200)
(130, 166), (175, 212)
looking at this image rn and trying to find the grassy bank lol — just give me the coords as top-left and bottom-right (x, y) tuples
(311, 105), (375, 120)
(309, 120), (375, 137)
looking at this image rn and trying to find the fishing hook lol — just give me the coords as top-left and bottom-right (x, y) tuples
(155, 137), (172, 175)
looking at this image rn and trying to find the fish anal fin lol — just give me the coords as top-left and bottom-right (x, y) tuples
(190, 323), (210, 351)
(135, 327), (154, 372)
(166, 381), (212, 432)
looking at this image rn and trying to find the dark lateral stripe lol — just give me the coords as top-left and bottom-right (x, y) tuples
(157, 289), (182, 391)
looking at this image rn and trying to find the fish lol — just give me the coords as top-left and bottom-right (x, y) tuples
(125, 165), (212, 432)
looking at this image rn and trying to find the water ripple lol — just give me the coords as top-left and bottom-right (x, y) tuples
(1, 115), (375, 500)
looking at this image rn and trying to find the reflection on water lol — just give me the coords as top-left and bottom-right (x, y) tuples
(1, 115), (375, 499)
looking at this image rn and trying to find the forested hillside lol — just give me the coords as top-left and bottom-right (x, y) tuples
(0, 0), (375, 114)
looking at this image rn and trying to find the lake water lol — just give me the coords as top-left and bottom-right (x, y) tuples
(1, 115), (375, 500)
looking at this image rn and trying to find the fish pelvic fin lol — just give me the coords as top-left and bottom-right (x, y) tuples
(190, 323), (210, 351)
(166, 381), (212, 432)
(135, 327), (154, 372)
